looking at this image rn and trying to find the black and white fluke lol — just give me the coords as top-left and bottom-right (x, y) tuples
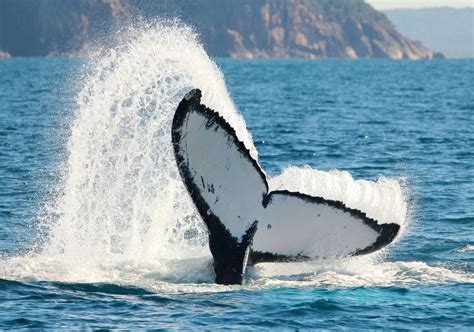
(171, 89), (400, 285)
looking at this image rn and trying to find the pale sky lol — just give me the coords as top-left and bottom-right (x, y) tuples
(366, 0), (474, 10)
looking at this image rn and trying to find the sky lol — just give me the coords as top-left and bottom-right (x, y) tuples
(366, 0), (474, 10)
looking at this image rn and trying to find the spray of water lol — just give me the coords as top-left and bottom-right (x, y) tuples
(270, 166), (408, 227)
(1, 21), (471, 290)
(43, 21), (259, 264)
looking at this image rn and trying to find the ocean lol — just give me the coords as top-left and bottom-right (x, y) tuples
(0, 24), (473, 329)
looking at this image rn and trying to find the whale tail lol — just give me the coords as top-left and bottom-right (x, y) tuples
(171, 89), (400, 285)
(172, 89), (266, 284)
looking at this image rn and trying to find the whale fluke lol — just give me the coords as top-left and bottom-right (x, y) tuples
(171, 89), (400, 285)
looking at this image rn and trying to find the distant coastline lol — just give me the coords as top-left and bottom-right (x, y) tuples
(0, 0), (444, 60)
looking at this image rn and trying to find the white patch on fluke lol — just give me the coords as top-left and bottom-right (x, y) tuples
(176, 108), (266, 238)
(254, 193), (380, 258)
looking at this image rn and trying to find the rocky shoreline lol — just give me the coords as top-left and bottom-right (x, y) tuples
(0, 0), (443, 59)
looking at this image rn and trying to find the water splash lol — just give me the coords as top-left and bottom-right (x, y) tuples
(269, 166), (408, 227)
(1, 254), (471, 294)
(41, 21), (258, 265)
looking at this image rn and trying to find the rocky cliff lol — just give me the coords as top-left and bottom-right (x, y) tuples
(0, 0), (442, 59)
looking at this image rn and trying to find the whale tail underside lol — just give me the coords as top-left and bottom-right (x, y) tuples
(171, 89), (400, 285)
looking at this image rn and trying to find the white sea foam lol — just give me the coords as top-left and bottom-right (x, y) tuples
(0, 21), (471, 291)
(1, 255), (472, 294)
(456, 244), (474, 253)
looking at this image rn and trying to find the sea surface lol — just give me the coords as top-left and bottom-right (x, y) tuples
(0, 27), (473, 329)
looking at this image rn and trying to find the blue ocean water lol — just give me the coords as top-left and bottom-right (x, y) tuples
(0, 55), (473, 329)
